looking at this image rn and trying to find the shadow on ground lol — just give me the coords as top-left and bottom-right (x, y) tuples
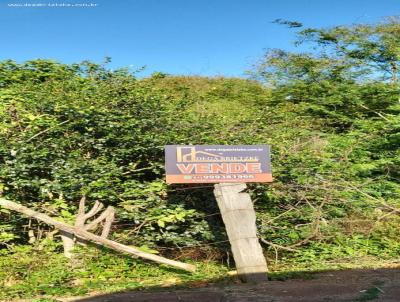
(71, 267), (400, 302)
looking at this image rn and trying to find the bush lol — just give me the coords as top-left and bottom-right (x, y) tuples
(0, 20), (399, 265)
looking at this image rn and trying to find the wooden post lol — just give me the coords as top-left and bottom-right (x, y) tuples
(214, 183), (268, 282)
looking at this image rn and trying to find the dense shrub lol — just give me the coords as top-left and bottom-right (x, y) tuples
(0, 18), (399, 266)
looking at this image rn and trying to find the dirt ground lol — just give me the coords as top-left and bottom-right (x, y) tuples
(68, 267), (400, 302)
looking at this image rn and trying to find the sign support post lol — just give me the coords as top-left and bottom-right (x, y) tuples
(214, 183), (268, 282)
(165, 145), (272, 283)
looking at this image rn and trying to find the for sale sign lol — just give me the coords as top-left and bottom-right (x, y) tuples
(165, 145), (272, 183)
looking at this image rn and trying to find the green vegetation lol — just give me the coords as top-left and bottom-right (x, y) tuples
(0, 243), (229, 300)
(0, 18), (399, 300)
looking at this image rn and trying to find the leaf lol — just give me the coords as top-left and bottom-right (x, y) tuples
(157, 220), (165, 228)
(137, 245), (159, 254)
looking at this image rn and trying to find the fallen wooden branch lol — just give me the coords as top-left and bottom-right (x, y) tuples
(0, 198), (196, 273)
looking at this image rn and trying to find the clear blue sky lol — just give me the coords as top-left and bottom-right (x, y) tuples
(1, 0), (399, 77)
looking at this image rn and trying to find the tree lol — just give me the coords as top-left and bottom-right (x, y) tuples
(252, 17), (400, 129)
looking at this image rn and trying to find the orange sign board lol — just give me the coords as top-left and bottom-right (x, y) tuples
(165, 145), (272, 183)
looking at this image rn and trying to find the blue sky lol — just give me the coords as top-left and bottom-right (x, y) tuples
(1, 0), (399, 77)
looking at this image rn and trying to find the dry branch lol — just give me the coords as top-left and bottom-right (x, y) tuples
(101, 208), (115, 238)
(60, 196), (114, 256)
(0, 198), (196, 273)
(259, 237), (298, 252)
(25, 119), (70, 142)
(84, 206), (114, 232)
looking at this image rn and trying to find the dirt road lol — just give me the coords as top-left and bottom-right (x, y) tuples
(70, 268), (399, 302)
